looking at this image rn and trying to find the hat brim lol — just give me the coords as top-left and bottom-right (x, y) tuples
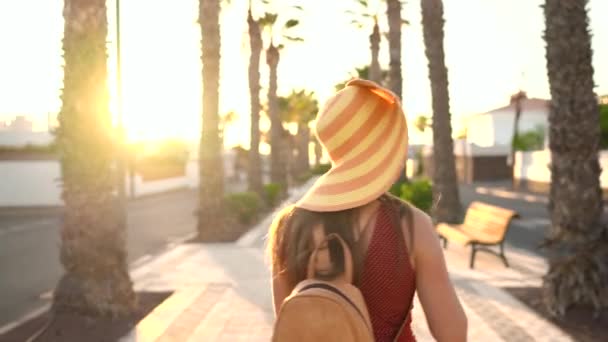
(296, 111), (408, 212)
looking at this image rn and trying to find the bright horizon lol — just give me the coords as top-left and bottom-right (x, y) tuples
(1, 0), (608, 147)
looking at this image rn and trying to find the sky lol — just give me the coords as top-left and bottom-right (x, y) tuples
(0, 0), (607, 146)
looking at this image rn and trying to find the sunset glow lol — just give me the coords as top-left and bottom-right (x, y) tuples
(1, 0), (608, 146)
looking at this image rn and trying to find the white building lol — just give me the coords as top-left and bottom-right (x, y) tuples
(466, 98), (549, 148)
(0, 115), (53, 147)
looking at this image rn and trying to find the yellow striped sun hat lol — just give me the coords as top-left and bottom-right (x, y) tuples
(296, 79), (408, 212)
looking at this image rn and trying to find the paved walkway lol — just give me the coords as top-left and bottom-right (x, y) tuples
(120, 180), (572, 342)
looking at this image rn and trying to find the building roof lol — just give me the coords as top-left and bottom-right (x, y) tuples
(471, 98), (550, 118)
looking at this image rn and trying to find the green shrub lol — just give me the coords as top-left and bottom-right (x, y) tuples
(513, 126), (545, 151)
(600, 105), (608, 149)
(224, 192), (262, 225)
(400, 179), (433, 213)
(295, 171), (313, 184)
(389, 181), (406, 197)
(263, 183), (283, 207)
(311, 163), (331, 175)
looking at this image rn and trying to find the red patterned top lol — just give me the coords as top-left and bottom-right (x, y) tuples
(359, 202), (416, 341)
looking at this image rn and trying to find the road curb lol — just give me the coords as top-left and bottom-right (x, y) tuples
(0, 304), (50, 335)
(475, 186), (548, 204)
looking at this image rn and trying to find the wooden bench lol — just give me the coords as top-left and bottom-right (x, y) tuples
(436, 202), (518, 269)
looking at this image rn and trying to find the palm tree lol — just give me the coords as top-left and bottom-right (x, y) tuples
(197, 0), (225, 240)
(386, 0), (406, 99)
(542, 0), (608, 316)
(279, 90), (319, 177)
(334, 65), (389, 91)
(414, 115), (432, 133)
(247, 2), (263, 196)
(260, 10), (303, 195)
(508, 90), (527, 166)
(52, 0), (135, 316)
(421, 0), (461, 223)
(348, 0), (385, 84)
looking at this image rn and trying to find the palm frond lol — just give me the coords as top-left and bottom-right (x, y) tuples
(284, 35), (304, 42)
(259, 12), (278, 27)
(285, 19), (300, 29)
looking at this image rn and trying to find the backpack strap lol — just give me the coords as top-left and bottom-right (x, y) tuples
(298, 283), (367, 323)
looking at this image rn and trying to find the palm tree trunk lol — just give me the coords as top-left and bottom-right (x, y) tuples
(386, 0), (403, 99)
(387, 0), (407, 182)
(267, 43), (288, 194)
(508, 94), (523, 166)
(53, 0), (135, 317)
(421, 0), (461, 223)
(296, 123), (310, 175)
(369, 19), (382, 84)
(314, 137), (322, 166)
(542, 0), (608, 316)
(247, 8), (263, 195)
(198, 0), (225, 240)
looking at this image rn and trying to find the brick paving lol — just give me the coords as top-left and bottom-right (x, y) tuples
(120, 179), (573, 342)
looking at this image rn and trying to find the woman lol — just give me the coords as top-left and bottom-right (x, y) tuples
(267, 79), (467, 341)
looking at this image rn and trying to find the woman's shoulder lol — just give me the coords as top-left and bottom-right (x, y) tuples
(383, 193), (433, 230)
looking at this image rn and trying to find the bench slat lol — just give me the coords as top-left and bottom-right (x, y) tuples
(437, 201), (517, 245)
(437, 223), (471, 245)
(467, 202), (516, 218)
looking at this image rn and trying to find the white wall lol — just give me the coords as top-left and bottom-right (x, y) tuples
(466, 114), (495, 147)
(423, 140), (510, 157)
(0, 160), (203, 207)
(467, 109), (548, 147)
(0, 131), (54, 146)
(129, 175), (189, 197)
(491, 110), (547, 146)
(0, 161), (62, 206)
(514, 150), (608, 187)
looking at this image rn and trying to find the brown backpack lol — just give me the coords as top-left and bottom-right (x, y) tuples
(272, 228), (412, 342)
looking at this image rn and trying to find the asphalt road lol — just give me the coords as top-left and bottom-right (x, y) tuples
(0, 189), (199, 327)
(0, 181), (551, 329)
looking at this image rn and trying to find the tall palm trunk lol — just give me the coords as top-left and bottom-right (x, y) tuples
(369, 18), (382, 84)
(421, 0), (461, 223)
(508, 92), (525, 166)
(53, 0), (135, 316)
(386, 0), (403, 99)
(247, 8), (263, 195)
(314, 138), (322, 166)
(267, 43), (287, 194)
(542, 0), (608, 316)
(198, 0), (225, 239)
(296, 123), (310, 174)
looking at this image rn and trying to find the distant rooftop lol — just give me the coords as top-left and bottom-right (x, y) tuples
(471, 98), (550, 118)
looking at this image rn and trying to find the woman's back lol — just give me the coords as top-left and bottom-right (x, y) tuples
(269, 79), (467, 342)
(359, 201), (416, 341)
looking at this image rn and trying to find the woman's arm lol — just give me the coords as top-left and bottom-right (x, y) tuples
(271, 272), (291, 316)
(410, 208), (467, 342)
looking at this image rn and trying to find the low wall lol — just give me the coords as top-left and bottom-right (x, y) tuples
(0, 160), (202, 207)
(514, 150), (608, 194)
(0, 160), (63, 206)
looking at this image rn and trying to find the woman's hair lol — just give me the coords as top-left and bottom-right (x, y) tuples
(267, 193), (414, 289)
